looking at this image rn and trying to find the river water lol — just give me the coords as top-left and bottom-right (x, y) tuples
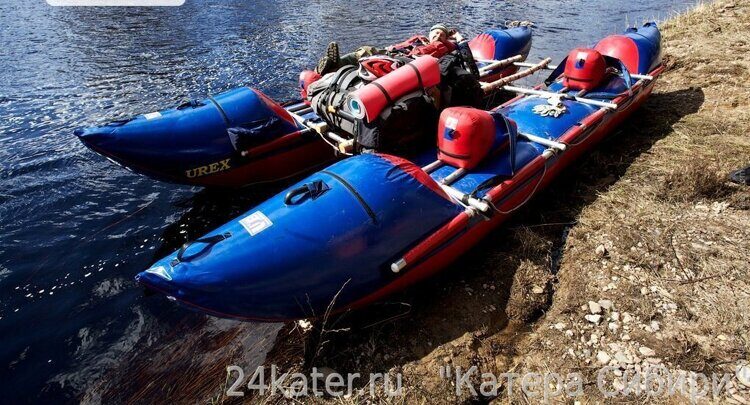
(0, 0), (694, 402)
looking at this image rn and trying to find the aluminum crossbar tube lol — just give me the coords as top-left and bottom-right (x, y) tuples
(518, 132), (567, 151)
(422, 160), (444, 174)
(503, 85), (619, 109)
(288, 111), (311, 127)
(441, 168), (467, 186)
(292, 107), (313, 116)
(513, 61), (654, 81)
(440, 184), (491, 213)
(286, 103), (311, 113)
(325, 131), (348, 144)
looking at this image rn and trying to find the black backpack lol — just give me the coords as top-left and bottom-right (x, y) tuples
(354, 91), (438, 153)
(438, 46), (483, 108)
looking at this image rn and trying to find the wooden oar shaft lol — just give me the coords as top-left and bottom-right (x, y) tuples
(478, 54), (524, 75)
(482, 58), (552, 93)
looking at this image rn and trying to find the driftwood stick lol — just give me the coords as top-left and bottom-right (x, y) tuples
(478, 54), (524, 76)
(482, 58), (553, 93)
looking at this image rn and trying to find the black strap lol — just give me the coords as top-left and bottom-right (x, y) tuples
(284, 180), (330, 205)
(371, 82), (392, 105)
(208, 96), (231, 126)
(457, 41), (480, 78)
(438, 148), (470, 160)
(340, 68), (360, 91)
(321, 170), (378, 224)
(328, 65), (356, 92)
(177, 99), (204, 110)
(544, 56), (568, 86)
(172, 232), (232, 265)
(406, 63), (424, 89)
(469, 113), (518, 198)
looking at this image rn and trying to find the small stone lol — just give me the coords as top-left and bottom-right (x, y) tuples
(553, 322), (566, 331)
(614, 351), (630, 364)
(639, 346), (656, 357)
(622, 313), (633, 324)
(608, 322), (619, 332)
(565, 330), (574, 338)
(610, 312), (620, 321)
(532, 285), (544, 294)
(597, 351), (611, 364)
(585, 314), (602, 324)
(598, 299), (613, 311)
(717, 334), (727, 341)
(736, 364), (750, 388)
(588, 301), (602, 314)
(650, 321), (660, 332)
(621, 333), (631, 341)
(595, 244), (607, 257)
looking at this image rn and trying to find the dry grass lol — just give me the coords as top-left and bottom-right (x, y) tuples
(512, 0), (750, 402)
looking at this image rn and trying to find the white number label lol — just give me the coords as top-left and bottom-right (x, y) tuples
(239, 211), (273, 236)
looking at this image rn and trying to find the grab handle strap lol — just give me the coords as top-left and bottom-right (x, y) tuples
(172, 232), (232, 265)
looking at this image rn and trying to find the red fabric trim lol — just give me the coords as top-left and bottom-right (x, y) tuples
(253, 88), (297, 127)
(402, 212), (469, 264)
(376, 153), (451, 201)
(468, 33), (496, 60)
(594, 35), (640, 75)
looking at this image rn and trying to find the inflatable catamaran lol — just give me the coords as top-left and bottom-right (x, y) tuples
(75, 27), (532, 187)
(135, 23), (663, 321)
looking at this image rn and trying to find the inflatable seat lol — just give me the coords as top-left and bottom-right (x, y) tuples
(437, 107), (497, 170)
(563, 48), (607, 91)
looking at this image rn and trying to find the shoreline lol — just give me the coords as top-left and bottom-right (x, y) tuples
(86, 1), (750, 402)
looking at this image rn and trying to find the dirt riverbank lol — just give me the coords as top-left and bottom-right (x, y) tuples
(257, 1), (750, 403)
(86, 1), (750, 403)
